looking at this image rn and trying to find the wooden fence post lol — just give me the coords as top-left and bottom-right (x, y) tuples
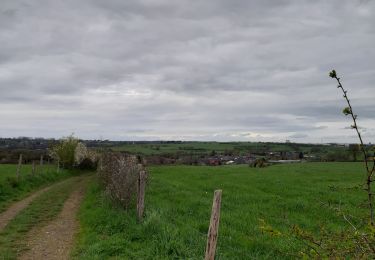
(99, 157), (103, 171)
(137, 167), (146, 222)
(40, 155), (44, 174)
(47, 158), (50, 173)
(16, 154), (23, 180)
(57, 159), (60, 173)
(32, 161), (36, 176)
(205, 190), (222, 260)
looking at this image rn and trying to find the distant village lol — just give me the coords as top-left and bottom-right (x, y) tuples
(0, 137), (369, 165)
(198, 151), (303, 166)
(144, 150), (308, 166)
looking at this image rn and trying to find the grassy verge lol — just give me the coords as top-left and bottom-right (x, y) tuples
(0, 164), (77, 213)
(0, 176), (86, 259)
(73, 163), (367, 259)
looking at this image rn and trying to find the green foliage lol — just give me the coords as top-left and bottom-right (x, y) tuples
(323, 150), (351, 162)
(258, 219), (282, 237)
(290, 224), (375, 258)
(329, 70), (337, 78)
(349, 144), (361, 162)
(250, 158), (268, 168)
(51, 135), (79, 169)
(342, 106), (351, 116)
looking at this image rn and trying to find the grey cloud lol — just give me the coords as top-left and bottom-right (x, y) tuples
(0, 0), (374, 142)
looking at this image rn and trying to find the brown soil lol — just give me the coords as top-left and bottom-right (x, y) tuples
(0, 185), (54, 232)
(19, 179), (87, 260)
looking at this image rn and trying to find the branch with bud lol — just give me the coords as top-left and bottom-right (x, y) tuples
(329, 70), (375, 226)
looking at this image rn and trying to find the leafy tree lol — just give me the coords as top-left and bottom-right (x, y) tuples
(324, 150), (351, 162)
(50, 134), (79, 169)
(349, 144), (360, 162)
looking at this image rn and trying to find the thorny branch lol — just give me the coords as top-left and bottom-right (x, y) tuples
(329, 69), (374, 226)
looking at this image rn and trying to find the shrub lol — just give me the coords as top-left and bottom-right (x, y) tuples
(49, 135), (99, 170)
(250, 158), (267, 168)
(77, 158), (97, 170)
(323, 150), (351, 162)
(49, 135), (79, 169)
(75, 142), (99, 170)
(74, 142), (88, 165)
(98, 152), (146, 209)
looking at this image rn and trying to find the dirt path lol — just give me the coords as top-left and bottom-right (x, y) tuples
(19, 178), (88, 260)
(0, 185), (55, 232)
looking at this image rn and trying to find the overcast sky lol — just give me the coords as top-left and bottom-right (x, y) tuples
(0, 0), (374, 143)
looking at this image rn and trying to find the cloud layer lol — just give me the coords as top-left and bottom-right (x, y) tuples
(1, 0), (374, 142)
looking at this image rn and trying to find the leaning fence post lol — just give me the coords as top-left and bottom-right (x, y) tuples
(16, 154), (23, 180)
(137, 165), (146, 222)
(205, 190), (222, 260)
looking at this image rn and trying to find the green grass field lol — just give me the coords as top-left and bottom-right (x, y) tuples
(74, 162), (368, 259)
(0, 164), (33, 182)
(0, 164), (74, 213)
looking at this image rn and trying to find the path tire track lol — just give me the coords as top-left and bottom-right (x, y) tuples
(19, 178), (87, 260)
(0, 184), (56, 232)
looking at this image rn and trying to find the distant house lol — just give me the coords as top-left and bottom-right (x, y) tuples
(234, 157), (246, 164)
(203, 155), (255, 166)
(207, 158), (220, 166)
(267, 152), (282, 160)
(267, 151), (300, 160)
